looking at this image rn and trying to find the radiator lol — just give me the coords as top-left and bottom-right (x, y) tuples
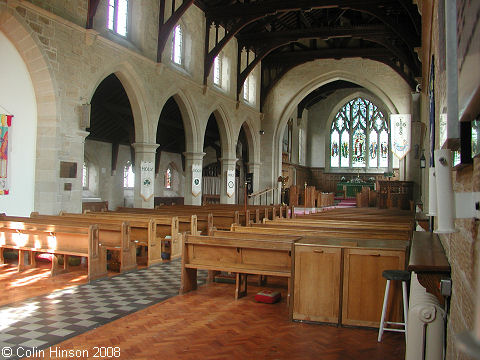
(406, 273), (445, 360)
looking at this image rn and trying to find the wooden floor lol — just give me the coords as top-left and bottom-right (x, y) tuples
(1, 263), (405, 360)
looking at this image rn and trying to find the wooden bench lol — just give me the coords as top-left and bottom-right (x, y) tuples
(114, 207), (213, 235)
(233, 223), (411, 241)
(181, 234), (300, 306)
(0, 218), (107, 281)
(82, 200), (108, 213)
(29, 213), (136, 272)
(60, 212), (178, 265)
(81, 210), (198, 258)
(264, 218), (413, 233)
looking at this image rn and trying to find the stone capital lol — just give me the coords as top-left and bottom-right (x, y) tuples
(183, 152), (206, 162)
(132, 142), (159, 154)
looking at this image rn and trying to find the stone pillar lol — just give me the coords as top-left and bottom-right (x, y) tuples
(183, 152), (205, 206)
(220, 158), (237, 204)
(58, 130), (91, 214)
(132, 143), (158, 208)
(247, 162), (261, 205)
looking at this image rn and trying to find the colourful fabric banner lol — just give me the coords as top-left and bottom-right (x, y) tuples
(0, 114), (13, 195)
(390, 114), (412, 159)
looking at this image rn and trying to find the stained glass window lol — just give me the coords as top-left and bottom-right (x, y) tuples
(330, 97), (389, 170)
(341, 131), (349, 167)
(165, 168), (172, 189)
(369, 130), (378, 168)
(380, 130), (389, 168)
(331, 130), (339, 167)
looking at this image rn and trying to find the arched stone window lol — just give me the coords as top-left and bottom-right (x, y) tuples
(213, 53), (222, 87)
(330, 97), (389, 170)
(107, 0), (129, 37)
(82, 161), (89, 189)
(123, 161), (135, 188)
(165, 167), (172, 189)
(171, 24), (184, 66)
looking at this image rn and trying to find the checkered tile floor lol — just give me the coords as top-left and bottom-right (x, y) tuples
(0, 260), (206, 360)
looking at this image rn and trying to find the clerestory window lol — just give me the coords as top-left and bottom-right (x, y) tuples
(213, 54), (222, 87)
(172, 25), (183, 65)
(108, 0), (128, 37)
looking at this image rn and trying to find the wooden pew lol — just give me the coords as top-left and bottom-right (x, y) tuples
(60, 212), (178, 265)
(82, 200), (108, 213)
(82, 210), (196, 258)
(181, 233), (300, 307)
(233, 223), (411, 241)
(29, 213), (136, 272)
(113, 207), (213, 235)
(264, 217), (413, 233)
(0, 218), (107, 281)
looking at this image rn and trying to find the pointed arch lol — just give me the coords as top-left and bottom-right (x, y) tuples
(88, 62), (151, 143)
(157, 89), (198, 153)
(0, 8), (60, 214)
(269, 66), (404, 187)
(202, 105), (234, 159)
(235, 118), (259, 165)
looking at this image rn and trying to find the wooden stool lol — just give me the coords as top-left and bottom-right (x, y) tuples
(377, 270), (410, 342)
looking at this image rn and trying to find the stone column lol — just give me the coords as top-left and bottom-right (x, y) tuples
(220, 158), (237, 204)
(247, 162), (261, 205)
(183, 152), (205, 206)
(132, 143), (159, 208)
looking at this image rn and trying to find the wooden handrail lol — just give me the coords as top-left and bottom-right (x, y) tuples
(248, 187), (274, 198)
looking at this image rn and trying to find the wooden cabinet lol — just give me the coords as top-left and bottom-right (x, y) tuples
(342, 248), (406, 327)
(292, 239), (408, 328)
(293, 245), (342, 323)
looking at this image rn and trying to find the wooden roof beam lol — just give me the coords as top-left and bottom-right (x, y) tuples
(86, 0), (101, 29)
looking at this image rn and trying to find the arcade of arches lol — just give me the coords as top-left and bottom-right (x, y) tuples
(0, 1), (479, 359)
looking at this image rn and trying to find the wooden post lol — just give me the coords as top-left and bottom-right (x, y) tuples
(304, 182), (307, 215)
(244, 181), (247, 213)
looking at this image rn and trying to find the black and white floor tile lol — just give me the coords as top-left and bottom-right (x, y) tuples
(0, 260), (206, 360)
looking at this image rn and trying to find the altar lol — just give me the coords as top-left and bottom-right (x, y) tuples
(336, 181), (375, 198)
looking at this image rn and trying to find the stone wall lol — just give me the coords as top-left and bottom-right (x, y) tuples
(260, 57), (413, 193)
(0, 0), (262, 213)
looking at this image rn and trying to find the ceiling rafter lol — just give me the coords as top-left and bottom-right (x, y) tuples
(237, 25), (416, 99)
(200, 0), (420, 100)
(259, 44), (417, 110)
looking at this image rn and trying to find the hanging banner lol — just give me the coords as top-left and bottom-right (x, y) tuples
(226, 169), (235, 198)
(140, 160), (154, 201)
(390, 114), (411, 159)
(0, 114), (13, 195)
(192, 163), (202, 197)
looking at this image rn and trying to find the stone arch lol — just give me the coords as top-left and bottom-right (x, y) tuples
(157, 89), (198, 153)
(0, 7), (60, 214)
(267, 62), (409, 187)
(324, 91), (394, 172)
(202, 104), (234, 159)
(325, 91), (393, 132)
(235, 119), (259, 165)
(88, 62), (151, 143)
(274, 71), (399, 150)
